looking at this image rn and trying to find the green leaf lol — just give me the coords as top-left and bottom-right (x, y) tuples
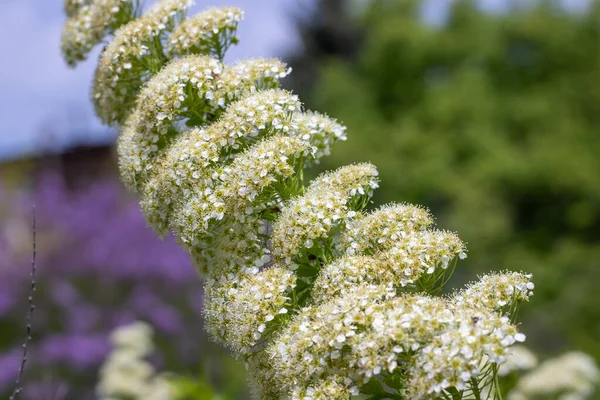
(361, 378), (386, 396)
(445, 387), (463, 400)
(185, 117), (203, 127)
(383, 373), (404, 390)
(295, 263), (319, 277)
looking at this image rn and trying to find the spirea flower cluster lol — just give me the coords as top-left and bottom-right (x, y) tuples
(61, 1), (535, 398)
(62, 0), (141, 66)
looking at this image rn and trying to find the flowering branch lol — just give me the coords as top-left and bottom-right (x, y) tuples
(61, 1), (534, 398)
(9, 206), (36, 400)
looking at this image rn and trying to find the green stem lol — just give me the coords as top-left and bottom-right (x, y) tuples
(494, 368), (503, 400)
(470, 378), (482, 400)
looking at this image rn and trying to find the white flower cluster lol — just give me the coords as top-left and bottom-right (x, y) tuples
(271, 163), (380, 267)
(118, 57), (291, 193)
(173, 134), (313, 245)
(167, 7), (244, 59)
(452, 271), (535, 311)
(509, 352), (600, 400)
(291, 377), (351, 400)
(204, 265), (295, 355)
(188, 217), (267, 277)
(138, 91), (347, 239)
(139, 89), (299, 234)
(312, 229), (465, 303)
(117, 54), (223, 191)
(97, 321), (174, 400)
(215, 59), (290, 105)
(218, 136), (311, 215)
(62, 0), (136, 66)
(338, 202), (435, 255)
(265, 277), (528, 399)
(65, 0), (91, 17)
(63, 2), (537, 398)
(247, 350), (285, 399)
(289, 112), (347, 164)
(406, 304), (525, 398)
(92, 0), (195, 125)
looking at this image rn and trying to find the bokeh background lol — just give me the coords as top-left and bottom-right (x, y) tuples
(0, 0), (598, 398)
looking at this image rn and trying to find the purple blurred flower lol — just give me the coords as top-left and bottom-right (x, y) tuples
(39, 334), (109, 368)
(0, 349), (21, 390)
(0, 170), (206, 397)
(0, 285), (16, 317)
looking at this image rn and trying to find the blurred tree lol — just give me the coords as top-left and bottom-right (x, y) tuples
(286, 0), (600, 360)
(284, 0), (362, 101)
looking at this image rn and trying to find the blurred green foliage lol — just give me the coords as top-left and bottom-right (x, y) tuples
(167, 352), (248, 399)
(287, 0), (600, 360)
(169, 376), (220, 400)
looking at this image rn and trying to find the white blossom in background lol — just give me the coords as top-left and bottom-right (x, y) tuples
(97, 322), (174, 400)
(508, 352), (600, 400)
(498, 345), (538, 376)
(61, 1), (539, 397)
